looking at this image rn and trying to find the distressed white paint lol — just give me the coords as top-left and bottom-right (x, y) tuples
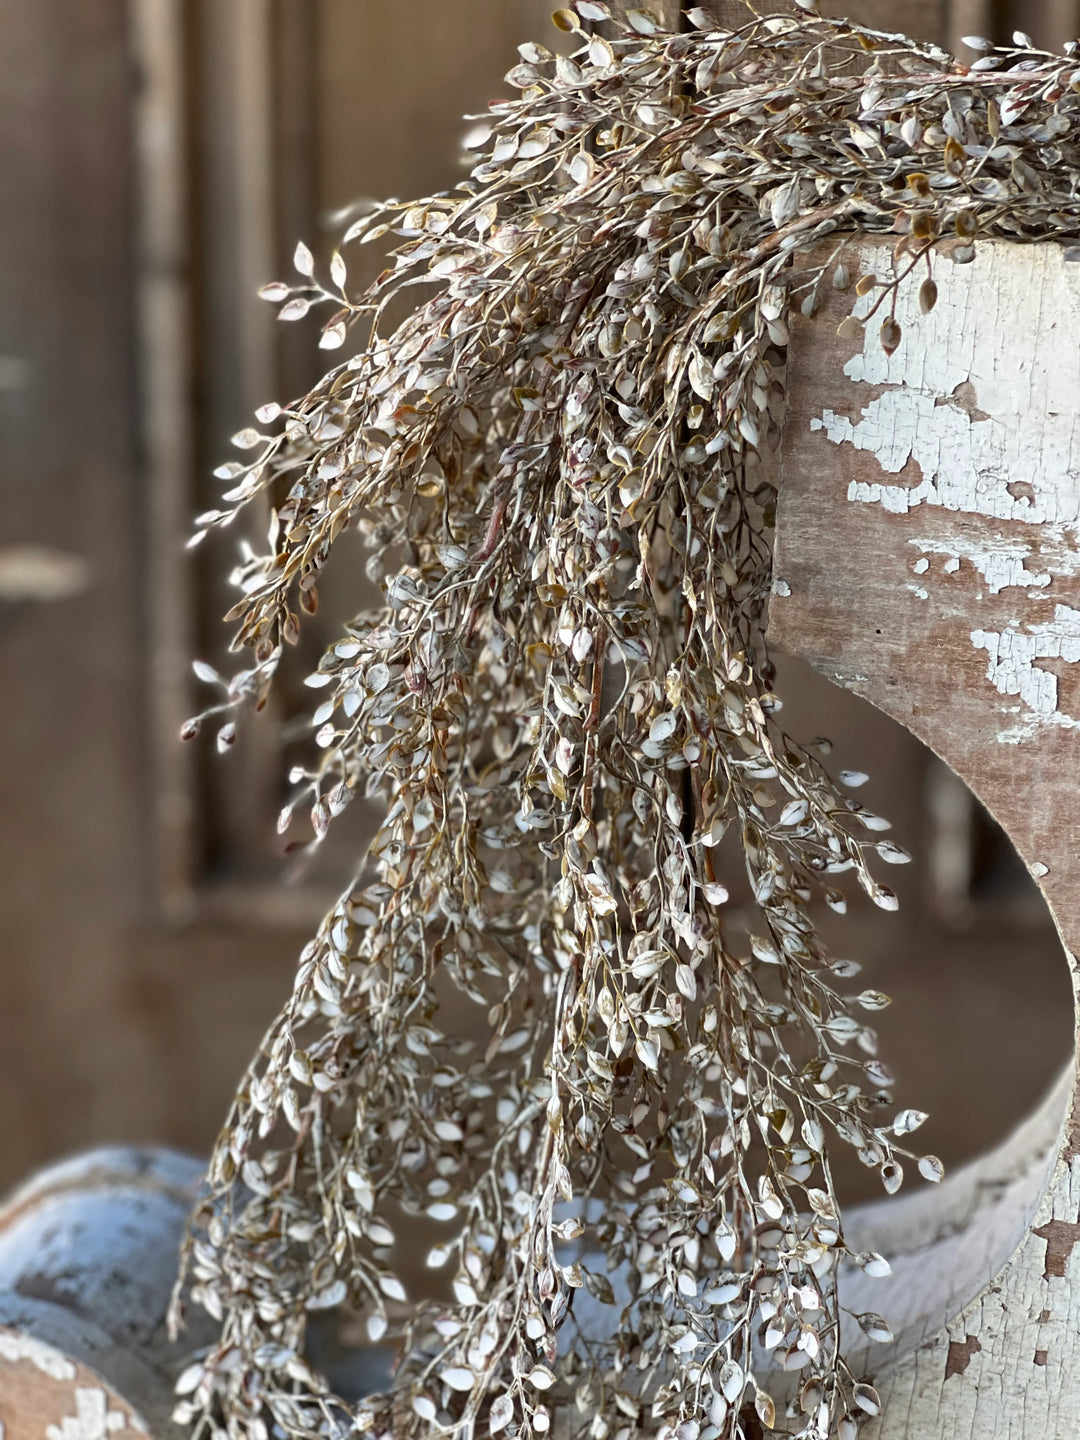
(775, 239), (1080, 1438)
(838, 1066), (1068, 1367)
(809, 241), (1080, 735)
(869, 1126), (1080, 1440)
(972, 603), (1080, 739)
(909, 535), (1052, 595)
(44, 1389), (120, 1440)
(0, 1332), (77, 1382)
(812, 243), (1080, 530)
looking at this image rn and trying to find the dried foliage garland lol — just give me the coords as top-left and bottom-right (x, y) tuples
(171, 6), (1080, 1439)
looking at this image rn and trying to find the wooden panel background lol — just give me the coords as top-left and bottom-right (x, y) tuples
(0, 0), (1075, 1197)
(0, 0), (564, 1191)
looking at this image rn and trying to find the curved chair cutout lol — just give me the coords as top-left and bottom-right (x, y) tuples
(770, 236), (1080, 1437)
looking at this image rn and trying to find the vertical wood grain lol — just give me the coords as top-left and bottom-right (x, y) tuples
(190, 0), (284, 885)
(0, 0), (148, 1181)
(273, 0), (321, 405)
(132, 0), (197, 920)
(950, 0), (1080, 50)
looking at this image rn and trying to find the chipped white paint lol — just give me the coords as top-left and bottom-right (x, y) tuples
(812, 243), (1080, 530)
(775, 236), (1080, 1438)
(45, 1388), (117, 1440)
(972, 603), (1080, 739)
(907, 583), (929, 600)
(772, 578), (792, 597)
(865, 1123), (1080, 1440)
(838, 1067), (1068, 1368)
(809, 241), (1080, 735)
(0, 1332), (77, 1382)
(909, 535), (1053, 595)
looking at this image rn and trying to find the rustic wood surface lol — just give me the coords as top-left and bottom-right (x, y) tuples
(0, 1147), (208, 1440)
(771, 236), (1080, 1436)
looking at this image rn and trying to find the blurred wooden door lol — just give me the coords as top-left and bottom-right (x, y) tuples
(0, 0), (557, 1191)
(0, 0), (1072, 1195)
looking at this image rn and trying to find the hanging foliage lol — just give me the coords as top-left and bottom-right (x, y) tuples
(171, 5), (1080, 1438)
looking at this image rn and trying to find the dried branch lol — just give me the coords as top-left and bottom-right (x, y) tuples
(170, 5), (1080, 1439)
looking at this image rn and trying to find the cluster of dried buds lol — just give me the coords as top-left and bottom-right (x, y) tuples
(170, 5), (1080, 1439)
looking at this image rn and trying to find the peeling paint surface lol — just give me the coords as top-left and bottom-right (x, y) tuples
(0, 1350), (151, 1440)
(0, 1333), (76, 1382)
(0, 1149), (205, 1439)
(43, 1389), (125, 1440)
(812, 244), (1080, 529)
(774, 235), (1080, 1437)
(810, 242), (1080, 735)
(971, 604), (1080, 740)
(908, 535), (1053, 595)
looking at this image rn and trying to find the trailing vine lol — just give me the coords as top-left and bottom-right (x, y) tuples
(170, 5), (1080, 1438)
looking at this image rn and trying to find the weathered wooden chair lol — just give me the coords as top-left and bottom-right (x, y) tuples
(0, 1147), (206, 1438)
(769, 234), (1080, 1435)
(3, 241), (1077, 1438)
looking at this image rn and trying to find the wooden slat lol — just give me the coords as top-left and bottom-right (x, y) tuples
(999, 0), (1080, 48)
(272, 0), (321, 405)
(1042, 0), (1080, 47)
(946, 0), (994, 57)
(189, 0), (286, 885)
(948, 0), (1080, 51)
(0, 0), (151, 1180)
(131, 0), (198, 919)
